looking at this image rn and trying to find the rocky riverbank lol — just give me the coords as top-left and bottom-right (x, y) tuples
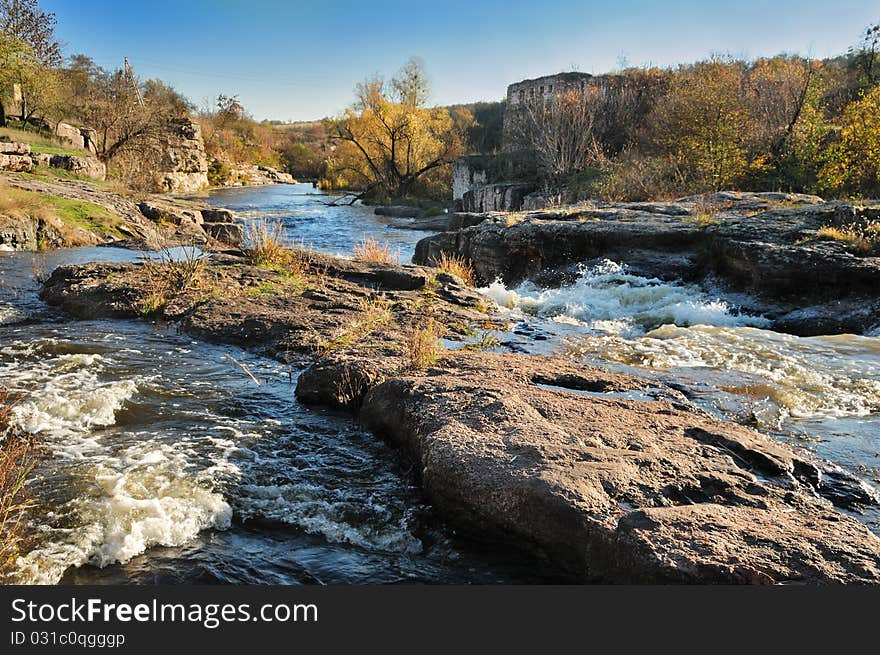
(39, 248), (880, 584)
(414, 192), (880, 336)
(0, 173), (243, 251)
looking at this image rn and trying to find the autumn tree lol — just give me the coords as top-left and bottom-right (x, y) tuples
(647, 58), (752, 192)
(325, 60), (463, 201)
(197, 94), (282, 171)
(819, 84), (880, 196)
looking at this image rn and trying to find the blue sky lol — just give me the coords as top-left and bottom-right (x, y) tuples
(43, 0), (878, 121)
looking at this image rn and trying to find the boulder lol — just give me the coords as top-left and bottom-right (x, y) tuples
(388, 215), (449, 231)
(352, 352), (880, 583)
(32, 154), (106, 181)
(224, 164), (295, 186)
(137, 200), (203, 226)
(200, 208), (236, 223)
(203, 222), (243, 244)
(0, 153), (34, 172)
(53, 122), (98, 155)
(374, 205), (421, 218)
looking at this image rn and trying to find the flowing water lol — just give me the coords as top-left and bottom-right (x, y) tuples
(2, 183), (879, 583)
(0, 186), (535, 584)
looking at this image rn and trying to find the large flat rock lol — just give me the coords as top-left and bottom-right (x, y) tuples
(351, 352), (880, 583)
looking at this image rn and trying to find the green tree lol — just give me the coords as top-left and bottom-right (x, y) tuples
(0, 32), (35, 126)
(0, 0), (61, 121)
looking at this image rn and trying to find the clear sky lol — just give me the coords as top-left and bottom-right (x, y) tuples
(42, 0), (878, 121)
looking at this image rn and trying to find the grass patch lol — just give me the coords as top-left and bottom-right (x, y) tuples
(42, 195), (123, 237)
(242, 219), (314, 289)
(463, 329), (501, 352)
(243, 281), (280, 297)
(816, 224), (880, 255)
(0, 181), (124, 239)
(406, 318), (444, 370)
(683, 213), (721, 228)
(431, 252), (475, 286)
(317, 294), (395, 354)
(139, 246), (209, 316)
(0, 126), (85, 157)
(17, 166), (110, 187)
(353, 237), (399, 264)
(243, 219), (289, 268)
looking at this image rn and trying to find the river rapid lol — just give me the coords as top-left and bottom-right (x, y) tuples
(1, 183), (878, 583)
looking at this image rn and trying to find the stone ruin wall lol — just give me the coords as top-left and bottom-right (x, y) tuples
(501, 71), (623, 151)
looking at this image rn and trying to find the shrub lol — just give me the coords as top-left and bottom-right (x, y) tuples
(139, 245), (209, 315)
(207, 159), (232, 187)
(243, 219), (289, 268)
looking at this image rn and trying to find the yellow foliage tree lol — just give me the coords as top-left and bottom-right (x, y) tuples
(648, 58), (752, 192)
(819, 84), (880, 196)
(324, 61), (464, 201)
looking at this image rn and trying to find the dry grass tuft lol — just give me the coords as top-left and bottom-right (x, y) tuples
(317, 293), (395, 354)
(432, 252), (476, 286)
(0, 180), (53, 222)
(353, 237), (399, 264)
(139, 244), (209, 315)
(406, 318), (444, 370)
(0, 388), (39, 579)
(243, 219), (289, 268)
(816, 223), (879, 255)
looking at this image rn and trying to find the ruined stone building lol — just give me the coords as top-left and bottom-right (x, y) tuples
(453, 71), (625, 212)
(501, 71), (624, 151)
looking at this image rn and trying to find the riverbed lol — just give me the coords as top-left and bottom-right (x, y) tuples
(2, 182), (878, 583)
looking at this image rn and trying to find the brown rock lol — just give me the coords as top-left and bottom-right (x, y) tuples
(351, 352), (880, 583)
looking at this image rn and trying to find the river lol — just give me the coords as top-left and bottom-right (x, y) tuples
(1, 182), (878, 583)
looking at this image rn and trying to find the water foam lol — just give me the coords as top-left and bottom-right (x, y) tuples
(578, 324), (880, 421)
(479, 260), (880, 423)
(3, 340), (234, 583)
(481, 260), (768, 336)
(235, 482), (422, 554)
